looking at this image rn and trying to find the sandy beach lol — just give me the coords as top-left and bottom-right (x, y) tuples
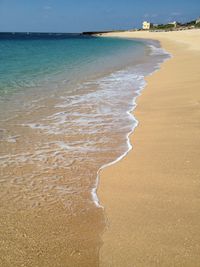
(98, 30), (200, 266)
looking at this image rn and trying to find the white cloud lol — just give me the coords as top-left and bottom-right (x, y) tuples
(171, 12), (181, 16)
(144, 13), (149, 18)
(44, 6), (52, 10)
(144, 13), (158, 19)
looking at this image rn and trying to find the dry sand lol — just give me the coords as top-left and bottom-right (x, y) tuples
(98, 30), (200, 266)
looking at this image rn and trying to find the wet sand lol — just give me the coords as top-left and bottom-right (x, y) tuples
(98, 30), (200, 266)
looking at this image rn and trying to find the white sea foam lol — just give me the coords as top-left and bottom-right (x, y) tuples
(1, 41), (171, 211)
(4, 56), (159, 208)
(91, 45), (171, 208)
(148, 44), (171, 57)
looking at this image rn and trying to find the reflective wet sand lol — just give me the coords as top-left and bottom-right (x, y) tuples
(0, 69), (139, 266)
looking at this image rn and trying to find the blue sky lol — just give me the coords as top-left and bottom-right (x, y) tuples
(0, 0), (199, 32)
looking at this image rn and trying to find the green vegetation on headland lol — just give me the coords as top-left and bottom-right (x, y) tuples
(151, 19), (200, 30)
(152, 24), (176, 30)
(196, 22), (200, 28)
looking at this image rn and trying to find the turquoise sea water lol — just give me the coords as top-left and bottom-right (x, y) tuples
(0, 35), (146, 99)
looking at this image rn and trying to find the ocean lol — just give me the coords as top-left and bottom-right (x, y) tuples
(0, 33), (169, 266)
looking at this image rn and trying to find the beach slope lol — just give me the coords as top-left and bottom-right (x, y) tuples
(98, 30), (200, 266)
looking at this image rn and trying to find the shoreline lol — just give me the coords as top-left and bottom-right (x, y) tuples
(92, 41), (171, 208)
(98, 30), (200, 266)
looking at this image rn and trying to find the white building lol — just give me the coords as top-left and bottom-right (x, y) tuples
(196, 17), (200, 24)
(168, 21), (177, 27)
(142, 21), (151, 30)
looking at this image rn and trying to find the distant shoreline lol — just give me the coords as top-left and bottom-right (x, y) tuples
(0, 26), (198, 39)
(82, 27), (200, 36)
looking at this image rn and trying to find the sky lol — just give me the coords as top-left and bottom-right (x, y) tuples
(0, 0), (199, 33)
